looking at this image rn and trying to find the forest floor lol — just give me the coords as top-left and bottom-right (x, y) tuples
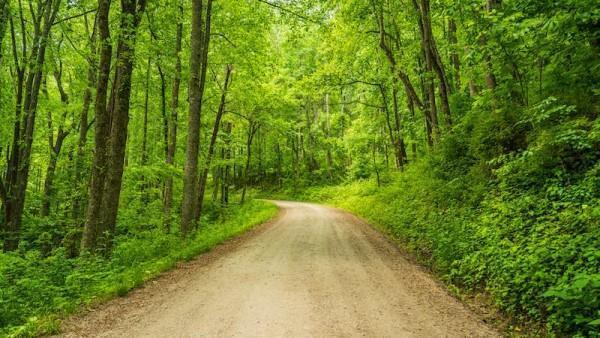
(56, 201), (498, 337)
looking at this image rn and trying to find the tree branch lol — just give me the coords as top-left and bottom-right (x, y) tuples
(256, 0), (321, 24)
(53, 7), (97, 26)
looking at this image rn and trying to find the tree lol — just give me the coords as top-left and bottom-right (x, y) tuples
(163, 1), (183, 232)
(181, 0), (213, 235)
(196, 64), (233, 224)
(82, 0), (148, 253)
(1, 0), (61, 251)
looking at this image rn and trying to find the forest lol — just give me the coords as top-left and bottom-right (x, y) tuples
(0, 0), (599, 336)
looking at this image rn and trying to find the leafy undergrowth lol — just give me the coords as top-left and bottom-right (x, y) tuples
(0, 200), (278, 337)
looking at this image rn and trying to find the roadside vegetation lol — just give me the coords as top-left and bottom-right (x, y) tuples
(0, 0), (598, 336)
(0, 200), (276, 336)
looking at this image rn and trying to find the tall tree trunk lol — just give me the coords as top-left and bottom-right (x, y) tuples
(73, 16), (97, 221)
(181, 0), (213, 235)
(163, 2), (183, 232)
(371, 0), (433, 147)
(0, 0), (9, 65)
(82, 0), (147, 254)
(82, 0), (112, 252)
(141, 57), (151, 167)
(240, 122), (258, 205)
(139, 57), (152, 203)
(391, 85), (408, 165)
(221, 122), (232, 206)
(448, 19), (460, 90)
(414, 0), (451, 127)
(2, 0), (61, 251)
(99, 0), (148, 252)
(484, 0), (500, 90)
(379, 84), (402, 169)
(324, 93), (334, 180)
(195, 64), (233, 225)
(42, 67), (72, 217)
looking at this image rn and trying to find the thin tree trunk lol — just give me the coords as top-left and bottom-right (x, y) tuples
(139, 57), (152, 203)
(484, 0), (500, 91)
(240, 122), (258, 205)
(163, 2), (183, 232)
(195, 64), (233, 225)
(73, 16), (97, 221)
(42, 67), (71, 217)
(414, 0), (451, 127)
(141, 57), (151, 167)
(392, 86), (408, 164)
(448, 19), (461, 90)
(0, 0), (9, 65)
(181, 0), (213, 235)
(221, 122), (232, 206)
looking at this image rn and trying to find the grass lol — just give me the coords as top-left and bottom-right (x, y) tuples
(0, 199), (278, 337)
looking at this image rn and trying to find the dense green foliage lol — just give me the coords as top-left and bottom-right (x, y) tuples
(280, 86), (600, 335)
(1, 0), (598, 335)
(0, 200), (276, 336)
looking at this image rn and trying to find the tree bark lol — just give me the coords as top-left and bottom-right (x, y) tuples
(484, 0), (500, 90)
(82, 0), (112, 252)
(240, 121), (259, 204)
(414, 0), (451, 127)
(181, 0), (213, 235)
(163, 2), (183, 232)
(82, 0), (147, 254)
(99, 0), (148, 252)
(141, 57), (151, 167)
(0, 0), (9, 65)
(221, 122), (232, 206)
(448, 19), (461, 90)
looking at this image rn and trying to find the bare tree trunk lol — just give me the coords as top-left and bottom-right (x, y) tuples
(414, 0), (451, 127)
(195, 64), (233, 225)
(139, 57), (151, 202)
(221, 123), (232, 206)
(181, 0), (213, 235)
(392, 86), (408, 164)
(448, 19), (461, 90)
(484, 0), (500, 91)
(324, 93), (334, 180)
(141, 57), (151, 167)
(82, 0), (147, 254)
(42, 66), (72, 217)
(82, 0), (112, 252)
(163, 2), (183, 232)
(99, 0), (148, 252)
(73, 15), (97, 221)
(379, 84), (402, 169)
(0, 0), (9, 65)
(240, 121), (258, 205)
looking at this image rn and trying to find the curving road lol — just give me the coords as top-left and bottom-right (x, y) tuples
(59, 201), (498, 337)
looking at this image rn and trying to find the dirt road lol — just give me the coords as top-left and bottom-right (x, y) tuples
(59, 201), (498, 337)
